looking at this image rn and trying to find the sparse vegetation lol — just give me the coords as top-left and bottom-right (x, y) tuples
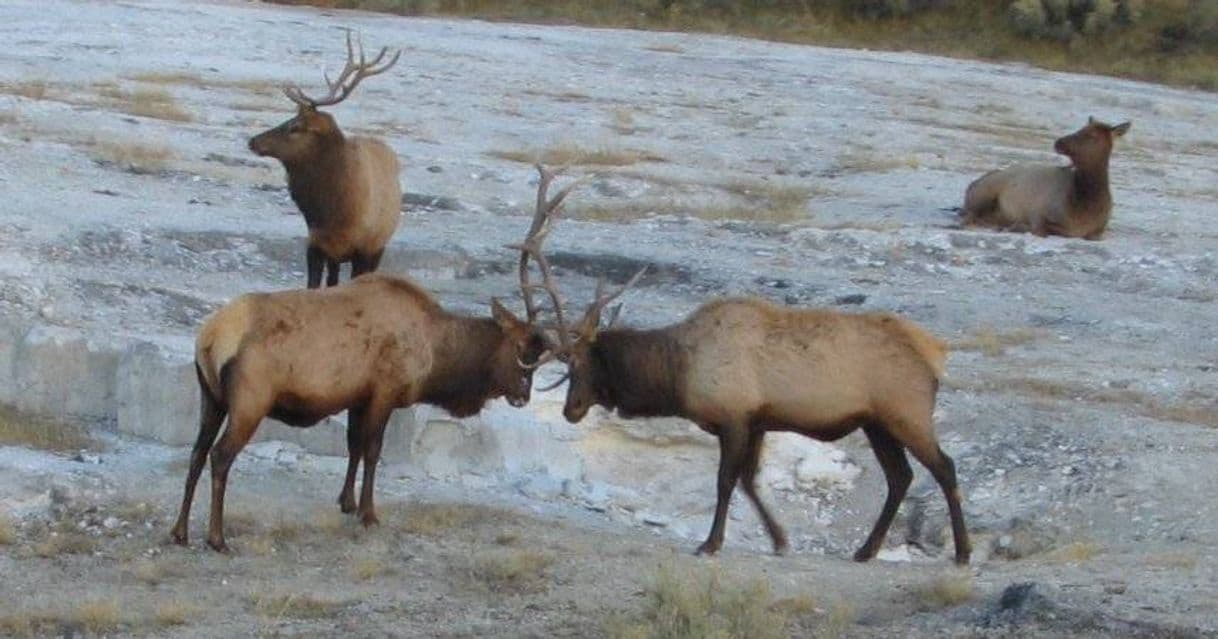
(489, 144), (666, 167)
(265, 0), (1218, 91)
(395, 501), (506, 537)
(1045, 540), (1101, 563)
(33, 531), (96, 557)
(911, 571), (975, 611)
(90, 139), (174, 174)
(0, 513), (17, 545)
(0, 79), (49, 100)
(466, 549), (554, 595)
(954, 326), (1040, 356)
(110, 86), (193, 122)
(154, 599), (198, 627)
(72, 599), (123, 634)
(605, 562), (790, 639)
(352, 556), (394, 580)
(0, 404), (97, 452)
(251, 592), (349, 620)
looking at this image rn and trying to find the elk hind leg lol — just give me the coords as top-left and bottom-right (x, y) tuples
(901, 431), (970, 565)
(205, 391), (266, 553)
(171, 366), (226, 546)
(853, 423), (913, 562)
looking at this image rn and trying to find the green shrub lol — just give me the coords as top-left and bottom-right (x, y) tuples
(1009, 0), (1141, 41)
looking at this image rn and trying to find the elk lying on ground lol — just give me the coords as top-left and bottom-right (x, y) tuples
(170, 272), (548, 552)
(249, 32), (403, 288)
(961, 116), (1131, 240)
(516, 174), (969, 563)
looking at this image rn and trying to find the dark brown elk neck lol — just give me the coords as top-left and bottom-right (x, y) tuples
(418, 315), (504, 418)
(283, 135), (351, 230)
(592, 328), (685, 419)
(1070, 153), (1112, 207)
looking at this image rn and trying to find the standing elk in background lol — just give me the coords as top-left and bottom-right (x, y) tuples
(517, 173), (970, 563)
(169, 219), (561, 550)
(249, 32), (403, 288)
(961, 116), (1131, 240)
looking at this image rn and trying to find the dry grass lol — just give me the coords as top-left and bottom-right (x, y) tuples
(610, 106), (638, 135)
(32, 531), (96, 557)
(90, 139), (175, 174)
(489, 144), (666, 167)
(643, 43), (686, 53)
(395, 501), (507, 537)
(0, 79), (49, 100)
(154, 600), (198, 627)
(911, 571), (975, 611)
(605, 562), (790, 639)
(0, 513), (17, 545)
(963, 375), (1218, 428)
(0, 110), (18, 127)
(1143, 551), (1198, 570)
(120, 87), (193, 122)
(72, 599), (122, 634)
(953, 326), (1040, 356)
(830, 149), (920, 174)
(352, 556), (394, 581)
(251, 592), (348, 620)
(0, 404), (97, 452)
(128, 71), (279, 96)
(1044, 541), (1101, 564)
(465, 549), (555, 595)
(132, 557), (186, 585)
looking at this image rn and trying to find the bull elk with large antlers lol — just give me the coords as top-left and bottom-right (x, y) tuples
(168, 174), (583, 552)
(961, 117), (1131, 240)
(249, 32), (403, 288)
(520, 168), (970, 563)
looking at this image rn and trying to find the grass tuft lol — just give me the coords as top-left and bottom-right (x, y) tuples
(953, 326), (1040, 356)
(0, 405), (97, 452)
(911, 571), (975, 611)
(605, 562), (790, 639)
(251, 591), (348, 620)
(466, 549), (555, 595)
(154, 599), (198, 627)
(0, 514), (17, 545)
(490, 144), (666, 167)
(91, 139), (174, 174)
(0, 80), (49, 100)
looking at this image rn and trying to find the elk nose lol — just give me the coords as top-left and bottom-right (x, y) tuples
(248, 136), (264, 155)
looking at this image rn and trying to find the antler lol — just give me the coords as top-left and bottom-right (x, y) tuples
(584, 267), (647, 330)
(506, 164), (585, 369)
(283, 30), (402, 108)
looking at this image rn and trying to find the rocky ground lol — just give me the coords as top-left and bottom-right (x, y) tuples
(0, 0), (1216, 637)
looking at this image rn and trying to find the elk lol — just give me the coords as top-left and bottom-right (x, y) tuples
(248, 32), (403, 288)
(169, 271), (553, 552)
(518, 177), (970, 564)
(961, 117), (1131, 240)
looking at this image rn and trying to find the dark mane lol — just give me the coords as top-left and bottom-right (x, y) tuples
(594, 328), (684, 419)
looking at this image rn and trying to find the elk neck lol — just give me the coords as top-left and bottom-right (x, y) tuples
(283, 133), (351, 229)
(592, 328), (685, 419)
(1069, 151), (1112, 212)
(418, 315), (504, 418)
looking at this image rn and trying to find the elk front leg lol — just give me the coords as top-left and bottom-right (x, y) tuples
(739, 429), (788, 555)
(357, 402), (393, 527)
(853, 424), (912, 562)
(325, 259), (341, 287)
(338, 406), (365, 514)
(697, 425), (747, 556)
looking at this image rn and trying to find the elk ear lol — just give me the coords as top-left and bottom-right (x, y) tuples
(1087, 115), (1097, 126)
(1110, 121), (1131, 137)
(490, 298), (522, 331)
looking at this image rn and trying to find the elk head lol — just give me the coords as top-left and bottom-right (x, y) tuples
(507, 164), (645, 422)
(487, 298), (547, 408)
(248, 31), (401, 164)
(1053, 116), (1131, 165)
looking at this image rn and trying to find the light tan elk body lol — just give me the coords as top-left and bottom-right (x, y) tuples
(961, 117), (1131, 240)
(249, 33), (402, 288)
(514, 168), (969, 563)
(170, 274), (546, 552)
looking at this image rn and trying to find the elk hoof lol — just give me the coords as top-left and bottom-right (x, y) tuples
(694, 542), (720, 557)
(170, 528), (188, 547)
(773, 542), (789, 557)
(954, 551), (971, 566)
(360, 512), (380, 528)
(207, 538), (231, 554)
(339, 497), (357, 514)
(852, 547), (875, 563)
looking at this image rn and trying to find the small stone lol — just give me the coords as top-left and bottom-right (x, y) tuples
(103, 516), (120, 529)
(426, 165), (443, 173)
(834, 293), (867, 306)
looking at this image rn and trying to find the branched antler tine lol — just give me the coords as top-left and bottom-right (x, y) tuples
(604, 303), (624, 328)
(299, 31), (401, 107)
(587, 266), (647, 320)
(536, 372), (571, 393)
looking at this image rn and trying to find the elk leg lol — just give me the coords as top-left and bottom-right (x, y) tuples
(905, 442), (971, 565)
(351, 252), (381, 279)
(357, 403), (392, 527)
(338, 406), (365, 514)
(306, 245), (324, 289)
(365, 250), (384, 274)
(325, 259), (341, 287)
(697, 426), (747, 556)
(171, 370), (226, 546)
(853, 424), (913, 562)
(739, 429), (788, 555)
(206, 402), (263, 553)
